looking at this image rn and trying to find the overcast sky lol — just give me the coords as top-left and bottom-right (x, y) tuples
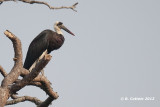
(0, 0), (160, 107)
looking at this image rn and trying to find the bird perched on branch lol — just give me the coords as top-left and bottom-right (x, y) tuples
(24, 21), (75, 71)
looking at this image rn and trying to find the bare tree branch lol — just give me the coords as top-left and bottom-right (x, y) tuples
(0, 30), (23, 106)
(0, 65), (7, 77)
(4, 30), (23, 66)
(28, 81), (42, 88)
(0, 0), (78, 12)
(0, 87), (9, 106)
(37, 97), (54, 107)
(19, 50), (59, 100)
(1, 30), (23, 88)
(11, 94), (19, 99)
(9, 93), (54, 106)
(33, 75), (58, 98)
(10, 54), (53, 95)
(20, 63), (58, 105)
(6, 95), (42, 105)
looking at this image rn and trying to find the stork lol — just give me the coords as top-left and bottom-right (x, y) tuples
(24, 21), (75, 71)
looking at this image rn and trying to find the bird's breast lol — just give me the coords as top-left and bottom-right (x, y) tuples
(55, 35), (65, 48)
(47, 35), (65, 52)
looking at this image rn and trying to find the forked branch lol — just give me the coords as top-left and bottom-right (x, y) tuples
(0, 0), (78, 12)
(10, 54), (52, 93)
(0, 30), (23, 106)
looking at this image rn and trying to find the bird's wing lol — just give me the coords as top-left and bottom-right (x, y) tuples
(23, 31), (49, 70)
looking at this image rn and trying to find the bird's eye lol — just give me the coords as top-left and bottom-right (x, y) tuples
(57, 22), (63, 26)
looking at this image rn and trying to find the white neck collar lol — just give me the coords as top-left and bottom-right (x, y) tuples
(54, 25), (63, 35)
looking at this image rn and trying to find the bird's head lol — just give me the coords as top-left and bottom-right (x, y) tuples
(54, 21), (75, 36)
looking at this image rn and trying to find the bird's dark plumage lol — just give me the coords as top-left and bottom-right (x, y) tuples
(23, 29), (65, 70)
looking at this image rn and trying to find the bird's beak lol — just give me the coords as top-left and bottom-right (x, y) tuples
(61, 25), (75, 36)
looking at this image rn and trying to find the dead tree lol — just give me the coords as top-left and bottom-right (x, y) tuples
(0, 30), (57, 107)
(0, 1), (78, 107)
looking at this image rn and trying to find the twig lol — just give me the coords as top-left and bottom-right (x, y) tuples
(0, 65), (7, 77)
(0, 0), (78, 12)
(6, 95), (42, 105)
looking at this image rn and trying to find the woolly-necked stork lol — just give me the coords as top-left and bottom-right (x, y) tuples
(24, 21), (75, 71)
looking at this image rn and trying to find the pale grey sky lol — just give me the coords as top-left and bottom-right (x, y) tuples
(0, 0), (160, 107)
